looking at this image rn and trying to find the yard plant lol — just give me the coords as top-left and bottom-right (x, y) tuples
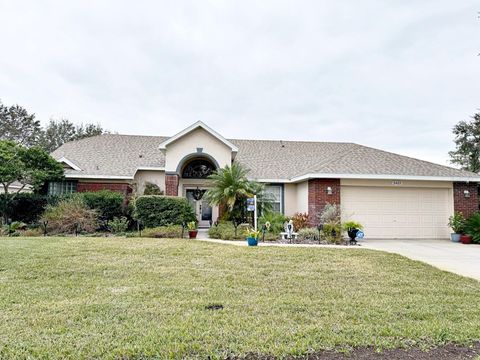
(1, 237), (480, 359)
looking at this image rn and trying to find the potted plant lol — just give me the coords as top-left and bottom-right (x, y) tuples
(187, 221), (198, 239)
(342, 221), (364, 245)
(245, 228), (260, 246)
(464, 213), (480, 245)
(448, 212), (465, 242)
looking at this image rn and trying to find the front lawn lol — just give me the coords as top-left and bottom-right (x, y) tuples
(0, 237), (479, 359)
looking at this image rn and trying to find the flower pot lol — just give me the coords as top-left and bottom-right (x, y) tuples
(188, 230), (198, 239)
(450, 233), (461, 242)
(247, 237), (258, 246)
(460, 235), (472, 244)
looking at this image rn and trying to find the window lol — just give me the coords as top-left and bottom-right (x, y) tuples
(265, 185), (283, 213)
(182, 159), (216, 179)
(48, 181), (77, 196)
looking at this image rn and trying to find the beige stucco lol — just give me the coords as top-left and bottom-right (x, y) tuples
(134, 170), (165, 195)
(163, 127), (233, 173)
(340, 179), (453, 189)
(296, 181), (309, 214)
(281, 182), (308, 216)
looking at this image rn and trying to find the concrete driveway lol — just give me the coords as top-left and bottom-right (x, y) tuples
(363, 239), (480, 281)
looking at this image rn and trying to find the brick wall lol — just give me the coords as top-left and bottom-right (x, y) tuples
(453, 182), (478, 218)
(77, 182), (132, 195)
(308, 178), (340, 225)
(165, 174), (179, 196)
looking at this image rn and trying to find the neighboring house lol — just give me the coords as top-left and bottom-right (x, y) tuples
(51, 121), (480, 239)
(1, 182), (32, 194)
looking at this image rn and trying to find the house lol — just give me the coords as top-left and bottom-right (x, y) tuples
(51, 121), (480, 239)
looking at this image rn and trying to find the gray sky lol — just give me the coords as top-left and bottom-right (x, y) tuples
(1, 1), (479, 166)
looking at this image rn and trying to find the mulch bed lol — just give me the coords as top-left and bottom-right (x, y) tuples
(232, 343), (480, 359)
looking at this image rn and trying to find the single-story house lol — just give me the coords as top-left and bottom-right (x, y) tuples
(51, 121), (480, 239)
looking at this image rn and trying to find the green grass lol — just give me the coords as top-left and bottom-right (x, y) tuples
(0, 237), (479, 359)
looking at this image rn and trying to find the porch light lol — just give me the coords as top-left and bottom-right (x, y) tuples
(326, 186), (333, 195)
(464, 190), (471, 198)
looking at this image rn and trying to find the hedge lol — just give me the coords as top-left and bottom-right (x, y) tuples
(0, 193), (55, 224)
(135, 196), (196, 228)
(79, 191), (125, 222)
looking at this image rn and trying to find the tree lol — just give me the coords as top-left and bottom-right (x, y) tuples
(0, 141), (64, 223)
(39, 118), (106, 153)
(205, 163), (272, 227)
(0, 102), (42, 147)
(449, 112), (480, 172)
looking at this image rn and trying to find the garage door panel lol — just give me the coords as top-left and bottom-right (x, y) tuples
(341, 186), (451, 239)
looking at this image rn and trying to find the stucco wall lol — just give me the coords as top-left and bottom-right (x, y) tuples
(296, 181), (309, 214)
(134, 170), (165, 195)
(340, 179), (453, 188)
(164, 127), (232, 172)
(267, 181), (308, 216)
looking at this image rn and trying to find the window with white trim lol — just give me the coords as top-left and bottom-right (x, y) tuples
(265, 185), (283, 213)
(48, 181), (77, 196)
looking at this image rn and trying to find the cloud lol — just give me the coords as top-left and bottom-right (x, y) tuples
(0, 0), (478, 165)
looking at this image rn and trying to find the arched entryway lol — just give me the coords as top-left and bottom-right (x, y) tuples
(180, 156), (218, 227)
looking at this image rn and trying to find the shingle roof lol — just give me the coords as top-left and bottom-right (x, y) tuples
(52, 134), (479, 181)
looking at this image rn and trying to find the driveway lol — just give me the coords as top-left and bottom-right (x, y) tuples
(363, 239), (480, 281)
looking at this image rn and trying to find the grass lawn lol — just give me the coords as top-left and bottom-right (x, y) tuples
(0, 237), (479, 359)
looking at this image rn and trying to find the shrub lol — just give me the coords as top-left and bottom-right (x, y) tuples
(448, 212), (466, 234)
(465, 213), (480, 244)
(322, 223), (343, 244)
(291, 212), (309, 231)
(318, 203), (343, 244)
(208, 221), (249, 240)
(135, 196), (196, 228)
(79, 191), (124, 223)
(143, 182), (164, 195)
(342, 221), (364, 231)
(258, 212), (287, 234)
(0, 193), (49, 224)
(42, 197), (98, 234)
(109, 216), (129, 234)
(298, 227), (320, 242)
(142, 225), (183, 238)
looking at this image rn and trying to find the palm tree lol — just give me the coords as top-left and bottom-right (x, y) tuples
(205, 163), (253, 212)
(205, 163), (273, 224)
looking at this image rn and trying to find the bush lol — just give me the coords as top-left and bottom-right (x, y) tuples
(298, 227), (320, 242)
(208, 221), (249, 240)
(448, 212), (466, 234)
(143, 182), (164, 195)
(258, 212), (287, 234)
(42, 197), (98, 234)
(135, 196), (196, 228)
(0, 193), (50, 224)
(79, 191), (124, 223)
(109, 216), (129, 234)
(291, 212), (309, 231)
(465, 213), (480, 244)
(142, 225), (183, 238)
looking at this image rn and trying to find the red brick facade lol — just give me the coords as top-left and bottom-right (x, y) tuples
(165, 174), (179, 196)
(77, 182), (132, 196)
(453, 182), (478, 218)
(308, 178), (341, 225)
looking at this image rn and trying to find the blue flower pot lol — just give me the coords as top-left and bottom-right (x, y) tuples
(247, 237), (258, 246)
(451, 233), (461, 242)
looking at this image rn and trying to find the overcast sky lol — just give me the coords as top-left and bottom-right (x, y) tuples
(1, 1), (479, 166)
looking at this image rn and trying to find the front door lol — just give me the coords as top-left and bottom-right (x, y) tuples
(186, 189), (212, 227)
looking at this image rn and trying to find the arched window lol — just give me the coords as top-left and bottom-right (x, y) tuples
(181, 158), (216, 179)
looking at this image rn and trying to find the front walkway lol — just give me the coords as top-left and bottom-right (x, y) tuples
(363, 239), (480, 281)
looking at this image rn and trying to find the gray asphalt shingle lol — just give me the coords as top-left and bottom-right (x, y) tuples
(52, 134), (478, 180)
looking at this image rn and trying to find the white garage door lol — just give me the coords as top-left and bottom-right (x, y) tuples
(341, 186), (452, 239)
